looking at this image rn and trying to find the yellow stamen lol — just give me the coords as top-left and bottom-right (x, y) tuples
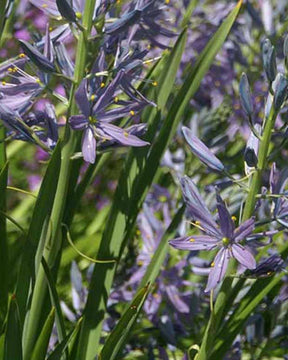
(152, 81), (158, 87)
(124, 131), (129, 138)
(165, 0), (170, 4)
(49, 27), (53, 31)
(130, 110), (135, 116)
(90, 94), (96, 101)
(42, 3), (48, 8)
(19, 53), (26, 58)
(231, 216), (237, 221)
(75, 12), (82, 19)
(100, 82), (105, 88)
(195, 220), (201, 225)
(147, 44), (151, 50)
(1, 81), (6, 86)
(35, 78), (41, 84)
(114, 96), (119, 103)
(189, 238), (195, 242)
(211, 261), (215, 267)
(8, 67), (13, 73)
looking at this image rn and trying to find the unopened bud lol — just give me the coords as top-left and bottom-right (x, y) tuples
(239, 73), (253, 117)
(273, 73), (288, 111)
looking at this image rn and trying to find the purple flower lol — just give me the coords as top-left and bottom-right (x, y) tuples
(69, 71), (150, 163)
(169, 176), (256, 292)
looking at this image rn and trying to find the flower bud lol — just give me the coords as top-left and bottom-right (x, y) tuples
(239, 73), (253, 117)
(182, 126), (224, 172)
(56, 0), (77, 23)
(244, 124), (261, 167)
(262, 39), (277, 83)
(273, 73), (288, 111)
(19, 40), (56, 73)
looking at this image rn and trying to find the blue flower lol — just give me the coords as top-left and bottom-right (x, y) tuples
(169, 177), (257, 292)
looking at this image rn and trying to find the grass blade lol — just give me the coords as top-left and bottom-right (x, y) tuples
(31, 307), (55, 360)
(4, 295), (22, 360)
(0, 162), (8, 328)
(99, 285), (149, 360)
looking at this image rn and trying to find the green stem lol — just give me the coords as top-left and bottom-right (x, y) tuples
(197, 105), (278, 360)
(22, 2), (96, 358)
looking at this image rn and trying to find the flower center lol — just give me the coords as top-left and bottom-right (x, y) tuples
(222, 237), (230, 247)
(89, 116), (97, 125)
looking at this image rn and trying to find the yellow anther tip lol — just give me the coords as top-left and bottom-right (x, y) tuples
(19, 53), (26, 58)
(130, 110), (135, 116)
(100, 82), (105, 88)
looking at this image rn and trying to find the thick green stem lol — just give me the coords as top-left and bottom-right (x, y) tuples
(197, 105), (278, 360)
(22, 2), (96, 358)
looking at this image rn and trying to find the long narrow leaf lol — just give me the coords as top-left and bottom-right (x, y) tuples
(31, 307), (55, 360)
(4, 295), (22, 360)
(99, 285), (149, 360)
(41, 257), (67, 359)
(16, 142), (62, 326)
(0, 162), (8, 327)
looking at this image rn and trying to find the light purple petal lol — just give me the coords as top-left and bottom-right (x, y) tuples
(75, 79), (90, 117)
(182, 126), (225, 172)
(183, 200), (222, 238)
(165, 285), (190, 313)
(216, 193), (234, 238)
(82, 127), (96, 164)
(69, 115), (88, 130)
(100, 123), (149, 147)
(233, 218), (255, 243)
(205, 248), (230, 292)
(169, 235), (218, 251)
(231, 243), (256, 269)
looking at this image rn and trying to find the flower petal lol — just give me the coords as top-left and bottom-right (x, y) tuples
(216, 193), (234, 238)
(231, 243), (256, 269)
(205, 248), (230, 292)
(75, 79), (90, 117)
(169, 235), (218, 251)
(82, 127), (96, 164)
(182, 126), (225, 172)
(100, 123), (149, 147)
(233, 218), (255, 243)
(69, 115), (88, 130)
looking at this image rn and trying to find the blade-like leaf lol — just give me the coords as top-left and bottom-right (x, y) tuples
(99, 285), (149, 360)
(31, 307), (55, 360)
(47, 318), (83, 360)
(4, 295), (22, 360)
(16, 142), (61, 326)
(0, 161), (8, 327)
(41, 257), (67, 359)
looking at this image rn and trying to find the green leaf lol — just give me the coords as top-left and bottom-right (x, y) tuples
(41, 257), (67, 359)
(99, 285), (149, 360)
(4, 295), (22, 360)
(181, 0), (198, 28)
(0, 162), (8, 327)
(76, 2), (242, 357)
(31, 307), (55, 360)
(15, 142), (62, 326)
(47, 318), (83, 360)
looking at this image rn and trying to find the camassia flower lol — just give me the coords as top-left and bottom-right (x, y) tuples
(69, 71), (149, 164)
(169, 176), (257, 292)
